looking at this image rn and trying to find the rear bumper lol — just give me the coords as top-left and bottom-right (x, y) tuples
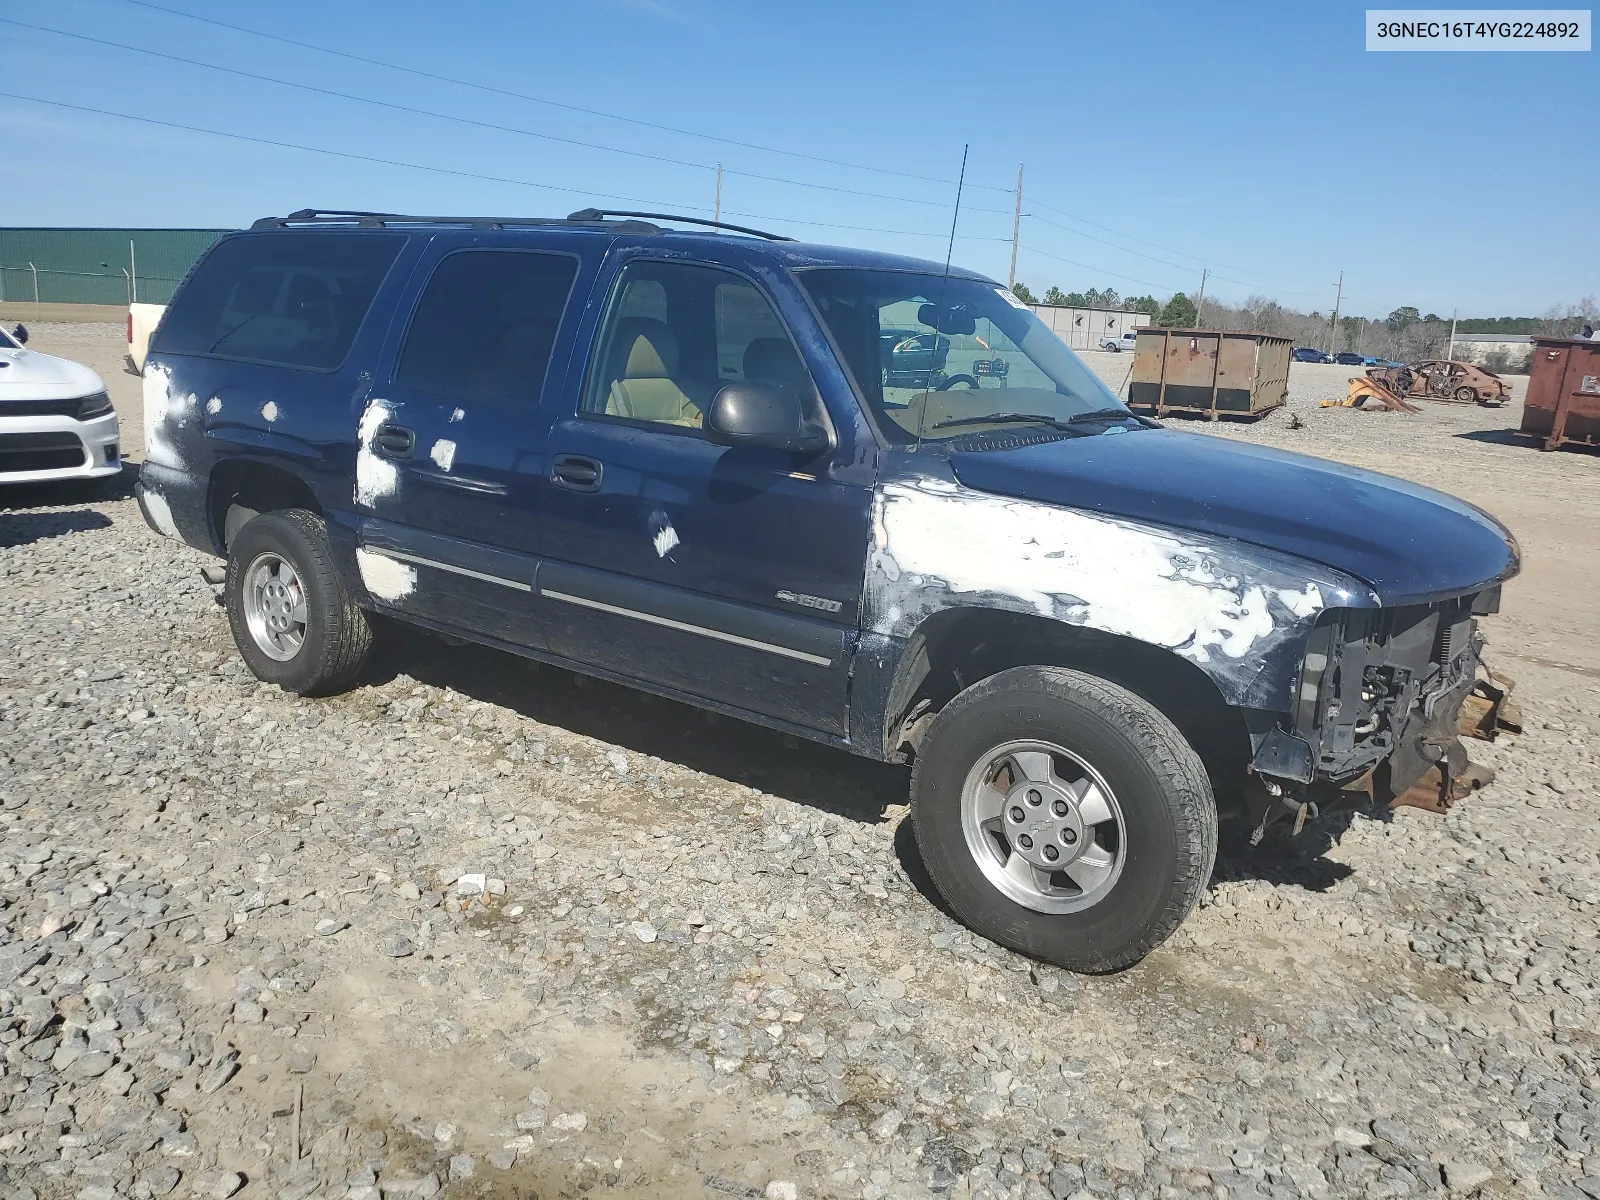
(0, 411), (121, 483)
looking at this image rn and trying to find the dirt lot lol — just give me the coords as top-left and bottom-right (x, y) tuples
(2, 327), (1598, 1200)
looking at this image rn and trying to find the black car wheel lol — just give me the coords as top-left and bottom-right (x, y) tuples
(226, 509), (373, 696)
(912, 666), (1216, 973)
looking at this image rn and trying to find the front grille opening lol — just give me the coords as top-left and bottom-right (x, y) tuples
(0, 432), (88, 473)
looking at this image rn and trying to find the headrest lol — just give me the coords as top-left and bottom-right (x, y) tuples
(742, 336), (806, 386)
(610, 317), (678, 380)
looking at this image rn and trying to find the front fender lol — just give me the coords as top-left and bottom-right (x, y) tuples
(862, 473), (1378, 712)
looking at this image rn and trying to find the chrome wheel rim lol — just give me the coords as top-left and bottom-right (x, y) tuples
(242, 552), (308, 662)
(960, 739), (1126, 914)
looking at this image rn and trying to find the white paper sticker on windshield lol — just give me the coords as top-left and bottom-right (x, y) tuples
(995, 287), (1031, 311)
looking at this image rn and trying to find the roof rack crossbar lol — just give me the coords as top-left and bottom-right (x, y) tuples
(249, 209), (664, 234)
(249, 209), (790, 240)
(565, 209), (791, 241)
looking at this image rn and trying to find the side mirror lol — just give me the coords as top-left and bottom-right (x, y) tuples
(12, 323), (28, 345)
(705, 380), (830, 456)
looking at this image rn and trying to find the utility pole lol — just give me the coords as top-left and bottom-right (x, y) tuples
(1008, 163), (1024, 290)
(1195, 268), (1208, 327)
(1447, 308), (1458, 361)
(713, 163), (723, 229)
(1328, 270), (1343, 353)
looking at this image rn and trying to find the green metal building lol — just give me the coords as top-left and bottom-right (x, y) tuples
(0, 227), (233, 306)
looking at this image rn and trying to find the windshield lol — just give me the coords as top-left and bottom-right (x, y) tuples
(0, 327), (17, 350)
(798, 268), (1128, 443)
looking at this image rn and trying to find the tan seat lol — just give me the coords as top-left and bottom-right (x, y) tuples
(603, 317), (704, 427)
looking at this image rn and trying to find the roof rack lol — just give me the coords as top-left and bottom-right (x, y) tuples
(564, 209), (791, 241)
(250, 208), (790, 240)
(250, 209), (663, 233)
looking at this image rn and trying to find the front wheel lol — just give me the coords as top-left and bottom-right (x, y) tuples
(226, 509), (372, 695)
(912, 666), (1216, 973)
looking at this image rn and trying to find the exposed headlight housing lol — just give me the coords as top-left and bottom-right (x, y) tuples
(76, 391), (113, 420)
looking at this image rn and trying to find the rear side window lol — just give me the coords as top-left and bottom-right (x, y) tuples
(155, 232), (404, 370)
(394, 250), (578, 406)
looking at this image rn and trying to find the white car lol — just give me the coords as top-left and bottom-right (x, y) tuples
(1098, 329), (1139, 352)
(0, 323), (122, 484)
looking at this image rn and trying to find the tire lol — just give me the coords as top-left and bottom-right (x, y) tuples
(1454, 386), (1476, 404)
(225, 509), (372, 696)
(911, 666), (1216, 973)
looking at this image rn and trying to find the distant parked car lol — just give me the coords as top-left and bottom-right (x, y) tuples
(1373, 357), (1403, 369)
(1098, 329), (1139, 353)
(1332, 351), (1366, 366)
(0, 323), (121, 484)
(1292, 347), (1334, 364)
(878, 328), (952, 389)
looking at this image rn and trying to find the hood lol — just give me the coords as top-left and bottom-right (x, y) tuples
(948, 429), (1517, 604)
(0, 347), (105, 400)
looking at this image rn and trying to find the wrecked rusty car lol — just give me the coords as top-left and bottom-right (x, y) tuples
(136, 209), (1520, 973)
(1373, 359), (1512, 406)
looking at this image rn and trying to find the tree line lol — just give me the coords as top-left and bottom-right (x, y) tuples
(1011, 281), (1596, 370)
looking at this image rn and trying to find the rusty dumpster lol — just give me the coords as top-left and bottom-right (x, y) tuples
(1522, 336), (1600, 450)
(1128, 328), (1291, 420)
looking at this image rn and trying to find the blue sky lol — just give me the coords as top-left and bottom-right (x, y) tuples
(1, 0), (1593, 317)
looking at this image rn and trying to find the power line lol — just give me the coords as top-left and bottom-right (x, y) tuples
(5, 18), (1007, 213)
(1016, 244), (1182, 294)
(1027, 197), (1333, 295)
(110, 0), (1021, 197)
(0, 91), (1000, 245)
(102, 0), (1331, 290)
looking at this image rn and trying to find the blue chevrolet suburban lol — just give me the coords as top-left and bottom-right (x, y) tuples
(137, 209), (1518, 972)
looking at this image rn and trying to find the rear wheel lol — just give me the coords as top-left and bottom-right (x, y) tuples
(226, 509), (372, 695)
(1454, 386), (1477, 403)
(912, 666), (1216, 973)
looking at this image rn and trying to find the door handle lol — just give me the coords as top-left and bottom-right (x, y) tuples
(373, 424), (416, 459)
(551, 453), (603, 492)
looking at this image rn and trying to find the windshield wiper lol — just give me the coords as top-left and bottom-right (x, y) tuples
(931, 407), (1142, 432)
(208, 315), (262, 354)
(931, 411), (1075, 431)
(1065, 407), (1138, 424)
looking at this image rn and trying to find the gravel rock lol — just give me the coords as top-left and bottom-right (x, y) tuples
(2, 341), (1597, 1200)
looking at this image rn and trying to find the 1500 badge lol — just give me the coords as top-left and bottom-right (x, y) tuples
(776, 590), (843, 614)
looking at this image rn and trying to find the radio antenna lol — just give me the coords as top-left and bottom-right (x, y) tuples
(917, 143), (969, 451)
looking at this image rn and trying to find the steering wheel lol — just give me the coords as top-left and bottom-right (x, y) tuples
(935, 374), (980, 391)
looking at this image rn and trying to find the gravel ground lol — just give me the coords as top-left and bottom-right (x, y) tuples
(3, 326), (1599, 1200)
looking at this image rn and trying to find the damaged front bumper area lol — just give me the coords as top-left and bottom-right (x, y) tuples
(1247, 586), (1518, 831)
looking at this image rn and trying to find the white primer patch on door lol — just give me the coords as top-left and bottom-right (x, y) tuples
(261, 401), (279, 423)
(356, 548), (416, 601)
(429, 439), (457, 471)
(354, 398), (398, 508)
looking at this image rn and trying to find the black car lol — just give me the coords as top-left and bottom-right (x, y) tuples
(1292, 346), (1334, 363)
(1332, 351), (1367, 366)
(878, 328), (951, 389)
(135, 207), (1518, 973)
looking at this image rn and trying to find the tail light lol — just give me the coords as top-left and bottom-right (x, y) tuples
(126, 311), (133, 345)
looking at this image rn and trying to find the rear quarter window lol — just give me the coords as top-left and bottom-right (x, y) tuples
(154, 232), (405, 371)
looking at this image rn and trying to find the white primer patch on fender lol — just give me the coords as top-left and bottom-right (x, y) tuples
(448, 408), (465, 423)
(142, 363), (197, 469)
(429, 439), (456, 471)
(354, 398), (398, 508)
(356, 548), (416, 601)
(204, 396), (222, 415)
(142, 488), (179, 539)
(867, 477), (1323, 667)
(261, 401), (279, 423)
